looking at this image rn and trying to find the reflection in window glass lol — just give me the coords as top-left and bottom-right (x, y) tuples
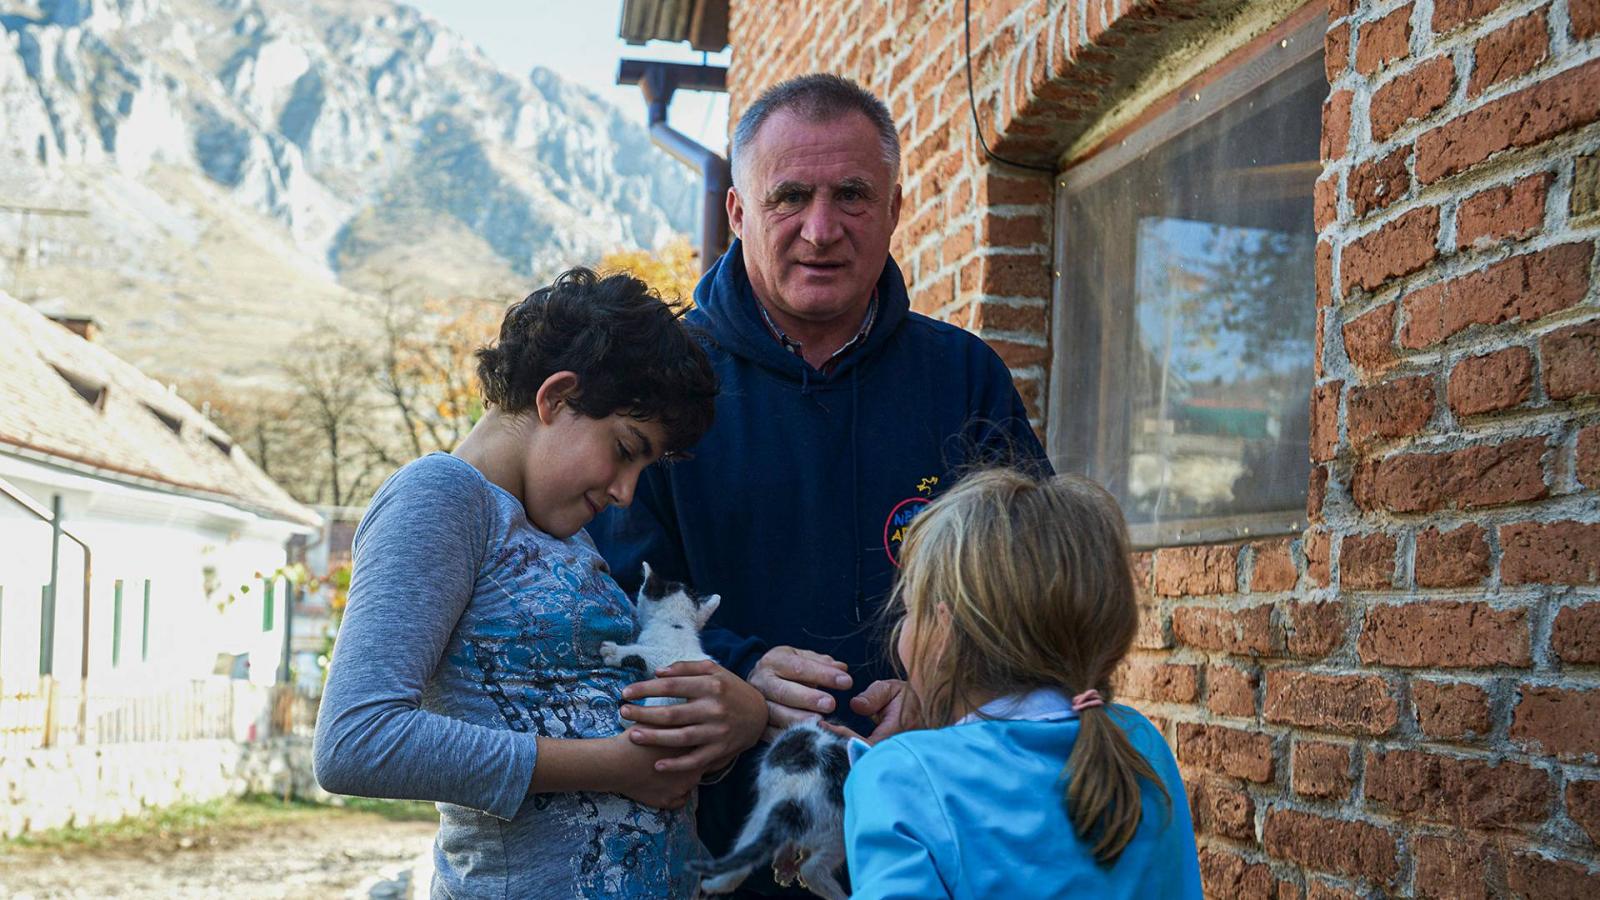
(1057, 53), (1324, 542)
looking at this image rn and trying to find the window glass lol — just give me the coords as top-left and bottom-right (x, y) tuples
(1055, 52), (1325, 545)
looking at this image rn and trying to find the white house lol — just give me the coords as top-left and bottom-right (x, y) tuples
(0, 291), (320, 696)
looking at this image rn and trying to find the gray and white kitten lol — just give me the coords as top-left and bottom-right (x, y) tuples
(601, 563), (719, 708)
(691, 722), (852, 900)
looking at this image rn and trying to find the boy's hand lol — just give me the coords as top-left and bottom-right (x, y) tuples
(604, 734), (702, 810)
(620, 660), (766, 772)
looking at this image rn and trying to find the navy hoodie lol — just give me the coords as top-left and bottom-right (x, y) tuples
(592, 240), (1048, 708)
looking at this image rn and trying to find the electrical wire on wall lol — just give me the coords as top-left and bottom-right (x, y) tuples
(964, 0), (1055, 174)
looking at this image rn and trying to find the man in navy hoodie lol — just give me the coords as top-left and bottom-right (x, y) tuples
(592, 73), (1049, 891)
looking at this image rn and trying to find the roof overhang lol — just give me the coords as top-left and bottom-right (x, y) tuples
(619, 0), (729, 52)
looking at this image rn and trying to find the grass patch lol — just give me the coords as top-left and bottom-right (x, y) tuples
(2, 794), (436, 854)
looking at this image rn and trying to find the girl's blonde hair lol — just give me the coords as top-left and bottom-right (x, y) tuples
(889, 468), (1166, 865)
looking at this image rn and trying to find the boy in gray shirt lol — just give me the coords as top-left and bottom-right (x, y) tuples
(314, 268), (767, 898)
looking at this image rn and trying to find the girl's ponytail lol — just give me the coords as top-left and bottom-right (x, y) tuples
(1064, 695), (1168, 865)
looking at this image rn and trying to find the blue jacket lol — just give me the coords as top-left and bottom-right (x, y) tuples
(591, 241), (1048, 710)
(845, 703), (1202, 900)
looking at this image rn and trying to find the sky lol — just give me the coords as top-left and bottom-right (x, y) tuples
(405, 0), (731, 154)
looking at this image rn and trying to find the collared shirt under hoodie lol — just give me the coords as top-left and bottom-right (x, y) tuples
(590, 240), (1050, 869)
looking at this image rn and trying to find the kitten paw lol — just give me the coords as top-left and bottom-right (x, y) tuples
(599, 641), (622, 666)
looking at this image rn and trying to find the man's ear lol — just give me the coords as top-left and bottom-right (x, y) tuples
(887, 182), (903, 234)
(534, 371), (581, 426)
(726, 187), (744, 240)
(695, 594), (721, 628)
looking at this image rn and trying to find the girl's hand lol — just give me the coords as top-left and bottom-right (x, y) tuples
(605, 734), (702, 810)
(850, 679), (908, 743)
(619, 660), (767, 772)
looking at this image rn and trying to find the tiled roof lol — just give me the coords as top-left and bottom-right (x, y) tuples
(0, 291), (320, 528)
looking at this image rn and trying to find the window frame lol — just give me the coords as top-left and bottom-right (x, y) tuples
(1046, 10), (1328, 550)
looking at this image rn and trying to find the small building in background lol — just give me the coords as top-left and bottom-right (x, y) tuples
(0, 290), (320, 698)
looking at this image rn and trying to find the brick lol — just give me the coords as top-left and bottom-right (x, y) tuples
(979, 253), (1050, 298)
(1370, 55), (1455, 142)
(1468, 10), (1550, 97)
(1416, 58), (1600, 183)
(1262, 808), (1399, 884)
(986, 338), (1047, 368)
(1456, 173), (1551, 249)
(1154, 544), (1238, 596)
(1306, 882), (1358, 900)
(1307, 465), (1328, 523)
(977, 172), (1052, 206)
(1511, 685), (1600, 759)
(1347, 375), (1433, 446)
(1198, 848), (1296, 900)
(941, 223), (975, 264)
(1356, 5), (1412, 75)
(1114, 655), (1200, 703)
(1541, 320), (1600, 400)
(1342, 303), (1396, 374)
(1505, 849), (1600, 899)
(1413, 679), (1492, 738)
(982, 212), (1045, 248)
(1208, 663), (1259, 717)
(1578, 0), (1600, 39)
(1578, 153), (1600, 219)
(1579, 425), (1600, 488)
(1413, 834), (1495, 900)
(1501, 521), (1600, 584)
(969, 301), (1046, 334)
(1310, 380), (1342, 462)
(1326, 22), (1350, 82)
(1315, 170), (1339, 231)
(1341, 206), (1439, 295)
(1177, 723), (1275, 783)
(1340, 531), (1398, 589)
(1292, 740), (1353, 799)
(1251, 539), (1296, 592)
(1568, 780), (1600, 846)
(1316, 240), (1334, 306)
(1414, 523), (1491, 587)
(1433, 0), (1512, 32)
(1305, 529), (1331, 587)
(1189, 776), (1255, 840)
(1553, 604), (1600, 664)
(1366, 747), (1551, 827)
(1349, 146), (1411, 218)
(1265, 671), (1399, 735)
(1400, 243), (1593, 349)
(1174, 604), (1279, 656)
(1322, 89), (1352, 162)
(1447, 347), (1534, 416)
(1352, 437), (1549, 513)
(1286, 600), (1345, 657)
(1358, 600), (1530, 667)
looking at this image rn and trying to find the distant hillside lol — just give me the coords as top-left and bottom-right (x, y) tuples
(0, 0), (696, 386)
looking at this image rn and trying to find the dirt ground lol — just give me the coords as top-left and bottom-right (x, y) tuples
(0, 805), (437, 899)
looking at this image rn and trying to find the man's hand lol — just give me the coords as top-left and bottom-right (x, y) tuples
(748, 646), (853, 742)
(619, 660), (766, 773)
(850, 679), (907, 743)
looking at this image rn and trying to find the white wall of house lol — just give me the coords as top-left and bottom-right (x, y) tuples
(0, 452), (312, 689)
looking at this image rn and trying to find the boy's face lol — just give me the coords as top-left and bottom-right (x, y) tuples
(521, 408), (667, 539)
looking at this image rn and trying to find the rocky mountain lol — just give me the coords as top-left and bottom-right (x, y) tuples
(0, 0), (697, 385)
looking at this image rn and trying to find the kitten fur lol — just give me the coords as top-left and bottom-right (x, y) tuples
(600, 563), (719, 708)
(689, 722), (850, 900)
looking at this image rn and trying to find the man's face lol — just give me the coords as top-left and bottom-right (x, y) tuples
(728, 109), (902, 328)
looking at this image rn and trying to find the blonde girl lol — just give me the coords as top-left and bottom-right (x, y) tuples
(843, 468), (1202, 899)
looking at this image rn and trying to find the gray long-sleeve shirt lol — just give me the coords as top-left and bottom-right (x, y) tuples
(314, 453), (699, 898)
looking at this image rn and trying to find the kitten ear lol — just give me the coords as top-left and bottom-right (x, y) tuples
(695, 594), (721, 628)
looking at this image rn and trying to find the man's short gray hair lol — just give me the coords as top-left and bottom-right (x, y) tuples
(730, 73), (900, 193)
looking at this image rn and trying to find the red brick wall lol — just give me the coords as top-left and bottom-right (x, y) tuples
(728, 0), (1600, 895)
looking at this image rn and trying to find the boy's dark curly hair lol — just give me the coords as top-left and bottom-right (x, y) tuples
(475, 267), (717, 455)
